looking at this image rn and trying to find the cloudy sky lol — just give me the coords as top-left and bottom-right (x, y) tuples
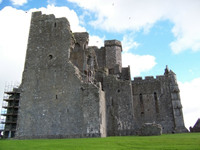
(0, 0), (200, 129)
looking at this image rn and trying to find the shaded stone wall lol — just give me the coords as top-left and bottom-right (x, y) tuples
(16, 12), (106, 139)
(132, 77), (163, 130)
(94, 47), (106, 69)
(70, 32), (89, 72)
(132, 71), (187, 133)
(81, 83), (106, 137)
(168, 72), (188, 132)
(190, 119), (200, 132)
(70, 33), (98, 83)
(121, 66), (131, 80)
(103, 75), (135, 136)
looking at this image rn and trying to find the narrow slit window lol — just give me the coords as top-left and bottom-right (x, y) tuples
(154, 92), (159, 113)
(111, 98), (114, 107)
(139, 93), (144, 115)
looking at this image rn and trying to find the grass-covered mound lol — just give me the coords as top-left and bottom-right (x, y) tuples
(0, 133), (199, 150)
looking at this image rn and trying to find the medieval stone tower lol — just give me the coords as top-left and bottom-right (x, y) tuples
(15, 12), (106, 139)
(13, 12), (187, 139)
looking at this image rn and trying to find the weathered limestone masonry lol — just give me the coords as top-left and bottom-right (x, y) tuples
(14, 11), (187, 139)
(70, 33), (135, 136)
(16, 12), (106, 139)
(132, 67), (188, 133)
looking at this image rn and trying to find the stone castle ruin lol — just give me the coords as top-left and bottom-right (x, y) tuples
(190, 118), (200, 132)
(2, 12), (188, 139)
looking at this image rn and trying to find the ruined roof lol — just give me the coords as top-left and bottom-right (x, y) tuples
(193, 118), (200, 128)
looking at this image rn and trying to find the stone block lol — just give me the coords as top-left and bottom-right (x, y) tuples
(138, 123), (162, 136)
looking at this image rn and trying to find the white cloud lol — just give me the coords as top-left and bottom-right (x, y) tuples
(168, 0), (200, 54)
(89, 35), (105, 48)
(122, 52), (156, 77)
(47, 0), (56, 5)
(0, 6), (30, 113)
(67, 0), (168, 32)
(79, 11), (91, 26)
(122, 34), (139, 52)
(10, 0), (28, 6)
(178, 78), (200, 129)
(68, 0), (200, 53)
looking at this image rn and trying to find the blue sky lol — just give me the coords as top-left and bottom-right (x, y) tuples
(0, 0), (200, 129)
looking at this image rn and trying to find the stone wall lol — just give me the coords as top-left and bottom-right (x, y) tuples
(70, 32), (89, 72)
(168, 72), (188, 133)
(132, 77), (163, 130)
(132, 70), (188, 133)
(16, 12), (106, 139)
(190, 119), (200, 132)
(94, 47), (106, 69)
(103, 75), (135, 136)
(138, 123), (162, 136)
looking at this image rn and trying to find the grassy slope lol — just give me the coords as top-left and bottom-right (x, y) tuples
(0, 133), (200, 150)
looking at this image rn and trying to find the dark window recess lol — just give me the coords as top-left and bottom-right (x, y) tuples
(49, 55), (53, 60)
(154, 92), (159, 113)
(84, 44), (87, 49)
(75, 43), (80, 48)
(54, 22), (57, 28)
(111, 98), (114, 107)
(139, 93), (144, 115)
(56, 95), (58, 99)
(87, 55), (92, 65)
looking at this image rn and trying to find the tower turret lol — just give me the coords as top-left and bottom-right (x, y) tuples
(105, 40), (122, 73)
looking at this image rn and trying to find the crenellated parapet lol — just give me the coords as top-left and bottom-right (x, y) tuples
(132, 75), (166, 83)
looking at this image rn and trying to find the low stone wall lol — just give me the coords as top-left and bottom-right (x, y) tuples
(137, 123), (162, 136)
(190, 119), (200, 132)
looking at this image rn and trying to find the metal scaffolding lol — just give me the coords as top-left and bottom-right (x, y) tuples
(0, 82), (20, 138)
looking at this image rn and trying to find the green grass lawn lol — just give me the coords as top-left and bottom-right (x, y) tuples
(0, 133), (199, 150)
